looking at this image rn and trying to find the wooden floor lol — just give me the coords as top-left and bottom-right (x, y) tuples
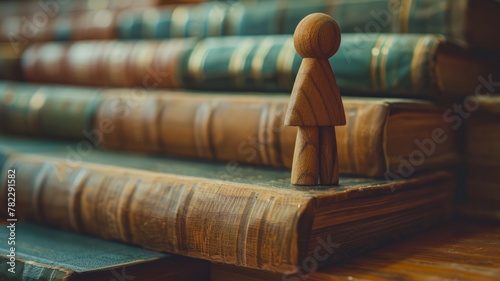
(212, 217), (500, 281)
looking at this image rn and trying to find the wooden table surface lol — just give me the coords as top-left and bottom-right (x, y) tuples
(311, 218), (500, 281)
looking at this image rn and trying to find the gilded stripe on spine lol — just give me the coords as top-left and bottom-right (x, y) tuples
(370, 35), (385, 91)
(251, 38), (274, 86)
(400, 0), (413, 33)
(379, 36), (394, 91)
(170, 6), (189, 38)
(229, 39), (255, 86)
(187, 41), (209, 83)
(410, 36), (427, 91)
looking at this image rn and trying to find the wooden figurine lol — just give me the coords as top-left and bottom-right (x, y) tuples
(285, 13), (346, 185)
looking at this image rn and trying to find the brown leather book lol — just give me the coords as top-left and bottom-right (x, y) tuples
(0, 82), (461, 178)
(96, 91), (460, 178)
(21, 39), (195, 87)
(0, 136), (455, 273)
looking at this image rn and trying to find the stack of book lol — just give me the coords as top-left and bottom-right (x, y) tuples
(0, 0), (499, 280)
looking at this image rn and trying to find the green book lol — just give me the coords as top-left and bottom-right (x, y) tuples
(18, 33), (496, 97)
(0, 223), (209, 281)
(0, 82), (100, 139)
(114, 0), (500, 50)
(180, 33), (495, 97)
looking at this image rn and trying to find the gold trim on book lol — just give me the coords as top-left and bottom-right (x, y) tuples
(410, 36), (426, 91)
(251, 38), (274, 86)
(379, 36), (394, 91)
(207, 3), (227, 36)
(226, 3), (244, 36)
(28, 90), (46, 134)
(29, 91), (46, 111)
(194, 101), (215, 158)
(370, 35), (385, 91)
(171, 6), (189, 38)
(229, 39), (254, 86)
(187, 41), (209, 83)
(400, 0), (413, 33)
(135, 43), (157, 71)
(276, 38), (295, 89)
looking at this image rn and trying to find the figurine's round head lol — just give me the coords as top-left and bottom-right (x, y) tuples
(293, 13), (341, 59)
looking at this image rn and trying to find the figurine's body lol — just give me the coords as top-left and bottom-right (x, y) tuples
(285, 13), (346, 185)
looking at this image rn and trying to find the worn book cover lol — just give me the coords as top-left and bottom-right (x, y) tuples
(19, 34), (497, 97)
(0, 136), (455, 272)
(0, 82), (461, 178)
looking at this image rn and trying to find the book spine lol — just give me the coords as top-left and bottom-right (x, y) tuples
(109, 1), (468, 39)
(1, 0), (484, 48)
(0, 153), (313, 272)
(184, 34), (443, 95)
(189, 33), (443, 95)
(0, 82), (100, 138)
(0, 256), (69, 281)
(0, 83), (390, 177)
(0, 0), (207, 21)
(95, 91), (389, 176)
(0, 10), (118, 43)
(21, 39), (196, 88)
(19, 34), (443, 96)
(117, 2), (229, 39)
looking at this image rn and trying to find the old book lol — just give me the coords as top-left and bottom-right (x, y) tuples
(0, 136), (456, 273)
(0, 0), (204, 17)
(0, 82), (460, 178)
(0, 222), (209, 281)
(3, 0), (499, 50)
(0, 83), (101, 139)
(117, 2), (229, 40)
(227, 0), (500, 50)
(3, 10), (118, 43)
(180, 34), (497, 97)
(21, 39), (196, 87)
(19, 34), (497, 97)
(211, 219), (500, 281)
(459, 96), (500, 221)
(1, 0), (215, 44)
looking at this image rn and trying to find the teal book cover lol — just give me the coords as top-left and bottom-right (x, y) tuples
(0, 223), (209, 281)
